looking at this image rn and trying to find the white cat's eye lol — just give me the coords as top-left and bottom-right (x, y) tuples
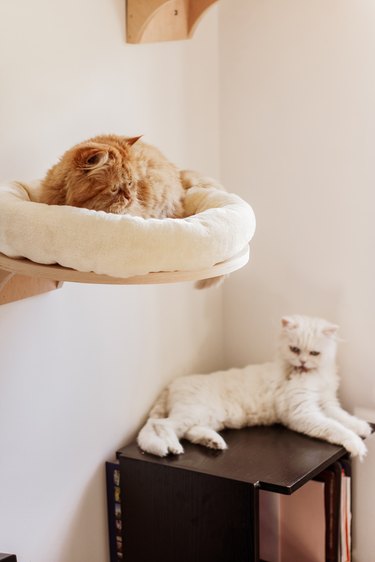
(310, 351), (320, 356)
(289, 346), (300, 354)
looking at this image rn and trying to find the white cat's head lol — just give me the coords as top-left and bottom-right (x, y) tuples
(279, 315), (338, 373)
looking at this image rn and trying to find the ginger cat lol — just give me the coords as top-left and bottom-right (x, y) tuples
(39, 134), (185, 218)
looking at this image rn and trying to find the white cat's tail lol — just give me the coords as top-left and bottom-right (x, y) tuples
(148, 388), (168, 419)
(137, 418), (184, 457)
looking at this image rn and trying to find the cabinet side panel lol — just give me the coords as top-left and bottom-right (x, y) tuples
(120, 457), (258, 562)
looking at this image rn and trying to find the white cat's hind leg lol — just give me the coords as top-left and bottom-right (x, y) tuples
(137, 419), (184, 457)
(154, 419), (184, 455)
(137, 419), (169, 457)
(184, 426), (228, 451)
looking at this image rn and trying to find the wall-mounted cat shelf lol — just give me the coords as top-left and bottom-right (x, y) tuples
(126, 0), (218, 44)
(0, 247), (249, 305)
(0, 176), (255, 305)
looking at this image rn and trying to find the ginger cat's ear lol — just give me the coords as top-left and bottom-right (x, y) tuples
(126, 135), (143, 146)
(74, 144), (109, 169)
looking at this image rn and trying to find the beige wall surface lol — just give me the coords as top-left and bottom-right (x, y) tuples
(0, 1), (221, 561)
(219, 2), (375, 559)
(221, 0), (375, 404)
(2, 0), (375, 560)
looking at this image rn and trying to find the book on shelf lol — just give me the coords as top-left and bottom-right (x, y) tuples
(259, 459), (351, 562)
(105, 460), (123, 562)
(339, 459), (352, 562)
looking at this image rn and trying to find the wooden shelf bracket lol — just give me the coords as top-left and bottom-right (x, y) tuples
(126, 0), (218, 44)
(0, 266), (62, 306)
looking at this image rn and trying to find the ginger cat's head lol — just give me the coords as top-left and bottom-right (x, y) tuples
(39, 134), (184, 218)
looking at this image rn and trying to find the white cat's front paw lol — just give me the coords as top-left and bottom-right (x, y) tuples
(138, 439), (169, 457)
(204, 433), (228, 450)
(343, 435), (368, 461)
(168, 442), (184, 455)
(353, 420), (372, 438)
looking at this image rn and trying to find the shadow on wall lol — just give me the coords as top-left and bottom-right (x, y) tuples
(55, 283), (224, 562)
(150, 281), (224, 378)
(58, 465), (109, 562)
(111, 0), (125, 38)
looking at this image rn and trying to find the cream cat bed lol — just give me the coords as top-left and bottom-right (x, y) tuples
(0, 172), (256, 282)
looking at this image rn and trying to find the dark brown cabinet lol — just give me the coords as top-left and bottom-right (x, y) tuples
(118, 425), (348, 562)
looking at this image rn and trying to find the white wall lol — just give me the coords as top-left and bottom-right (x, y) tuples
(219, 1), (375, 559)
(0, 1), (221, 561)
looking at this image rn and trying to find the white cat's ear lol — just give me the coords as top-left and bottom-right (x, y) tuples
(281, 316), (299, 330)
(322, 322), (339, 338)
(75, 144), (109, 169)
(126, 135), (143, 146)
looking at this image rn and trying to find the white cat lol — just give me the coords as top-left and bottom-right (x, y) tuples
(138, 315), (372, 459)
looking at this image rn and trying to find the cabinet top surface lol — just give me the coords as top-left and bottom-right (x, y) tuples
(118, 425), (347, 494)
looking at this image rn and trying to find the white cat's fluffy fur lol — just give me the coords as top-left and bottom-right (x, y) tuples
(138, 315), (371, 459)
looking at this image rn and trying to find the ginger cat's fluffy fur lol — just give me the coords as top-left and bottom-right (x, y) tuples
(39, 134), (185, 218)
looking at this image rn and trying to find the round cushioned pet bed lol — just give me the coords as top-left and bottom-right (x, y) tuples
(0, 171), (256, 282)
